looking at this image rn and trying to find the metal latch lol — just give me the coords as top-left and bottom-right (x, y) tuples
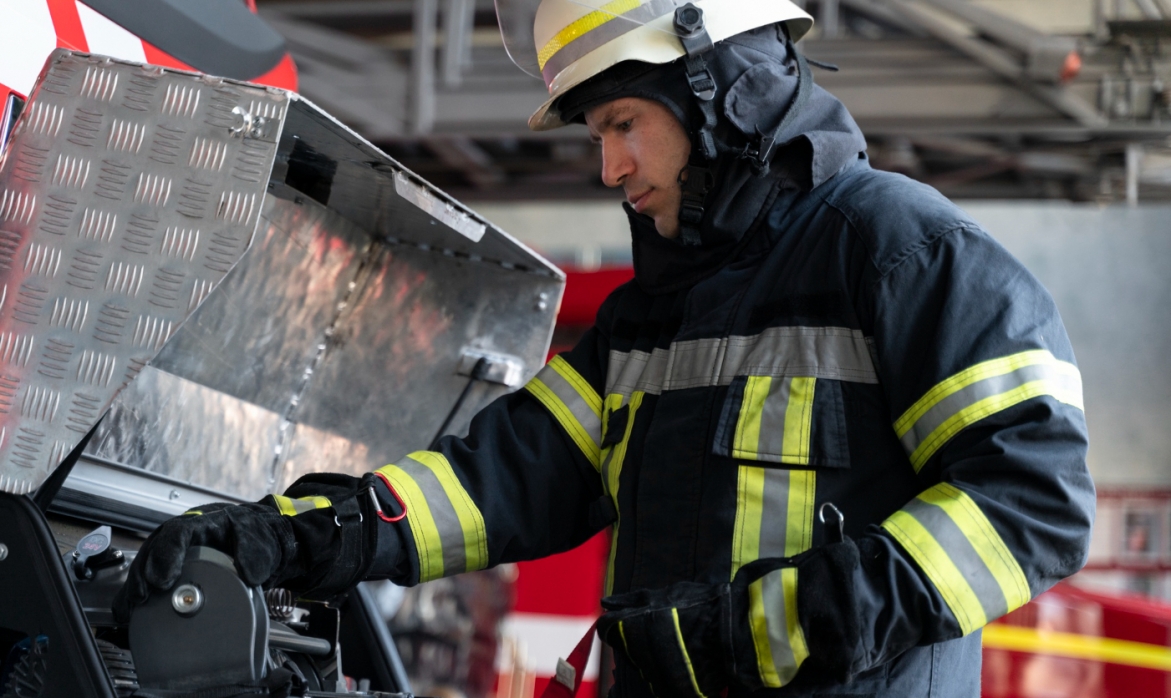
(456, 348), (525, 387)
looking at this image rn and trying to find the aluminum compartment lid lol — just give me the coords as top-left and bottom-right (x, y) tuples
(0, 50), (564, 509)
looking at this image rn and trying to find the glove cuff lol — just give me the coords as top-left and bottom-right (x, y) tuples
(270, 473), (383, 598)
(793, 538), (862, 683)
(726, 558), (797, 691)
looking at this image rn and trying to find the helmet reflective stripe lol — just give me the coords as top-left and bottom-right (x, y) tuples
(515, 0), (813, 130)
(538, 0), (679, 85)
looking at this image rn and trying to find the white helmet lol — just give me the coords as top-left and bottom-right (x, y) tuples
(496, 0), (814, 131)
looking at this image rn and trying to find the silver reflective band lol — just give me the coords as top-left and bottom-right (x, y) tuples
(606, 326), (878, 396)
(895, 351), (1083, 471)
(525, 356), (603, 468)
(899, 495), (1009, 621)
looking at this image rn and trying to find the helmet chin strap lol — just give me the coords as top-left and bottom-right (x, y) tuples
(674, 3), (717, 247)
(672, 8), (814, 246)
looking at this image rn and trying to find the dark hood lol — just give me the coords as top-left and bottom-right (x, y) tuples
(557, 24), (867, 293)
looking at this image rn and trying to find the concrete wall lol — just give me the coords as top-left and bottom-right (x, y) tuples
(477, 200), (1171, 487)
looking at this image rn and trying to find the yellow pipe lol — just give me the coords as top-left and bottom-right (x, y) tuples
(982, 624), (1171, 672)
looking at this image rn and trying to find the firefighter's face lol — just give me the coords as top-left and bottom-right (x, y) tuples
(586, 97), (691, 240)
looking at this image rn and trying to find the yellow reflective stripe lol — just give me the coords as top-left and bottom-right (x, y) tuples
(748, 568), (808, 688)
(376, 463), (446, 582)
(894, 350), (1083, 472)
(272, 495), (298, 516)
(410, 451), (489, 574)
(603, 391), (643, 596)
(550, 355), (603, 415)
(731, 467), (816, 580)
(731, 466), (765, 580)
(781, 377), (815, 465)
(730, 376), (816, 464)
(670, 608), (707, 698)
(748, 578), (781, 687)
(271, 494), (331, 516)
(184, 510), (202, 516)
(896, 350), (1054, 432)
(527, 376), (600, 468)
(536, 0), (641, 70)
(919, 483), (1031, 614)
(912, 379), (1079, 471)
(982, 624), (1171, 672)
(882, 509), (989, 635)
(525, 355), (602, 471)
(782, 568), (809, 678)
(732, 376), (771, 459)
(785, 470), (816, 557)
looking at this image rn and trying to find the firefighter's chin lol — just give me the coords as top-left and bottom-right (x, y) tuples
(652, 207), (681, 240)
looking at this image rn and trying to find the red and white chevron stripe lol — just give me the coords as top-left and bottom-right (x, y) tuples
(501, 532), (608, 698)
(0, 0), (296, 106)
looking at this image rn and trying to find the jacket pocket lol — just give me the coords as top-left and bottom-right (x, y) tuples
(713, 375), (849, 468)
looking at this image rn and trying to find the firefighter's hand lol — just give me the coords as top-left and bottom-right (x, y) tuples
(114, 473), (396, 623)
(113, 502), (297, 622)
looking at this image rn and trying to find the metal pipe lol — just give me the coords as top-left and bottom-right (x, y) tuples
(884, 0), (1106, 128)
(269, 626), (333, 657)
(1131, 0), (1164, 19)
(411, 0), (438, 134)
(821, 0), (840, 38)
(1126, 142), (1143, 205)
(442, 0), (473, 88)
(925, 0), (1039, 54)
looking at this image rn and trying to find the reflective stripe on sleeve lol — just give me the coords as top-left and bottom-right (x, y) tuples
(525, 355), (603, 471)
(881, 482), (1031, 636)
(375, 451), (489, 583)
(731, 466), (815, 580)
(894, 349), (1083, 472)
(748, 567), (808, 688)
(271, 495), (331, 516)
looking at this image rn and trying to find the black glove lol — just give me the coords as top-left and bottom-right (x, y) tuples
(596, 539), (861, 696)
(114, 472), (405, 622)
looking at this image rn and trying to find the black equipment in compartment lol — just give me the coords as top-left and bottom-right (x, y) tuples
(0, 492), (117, 698)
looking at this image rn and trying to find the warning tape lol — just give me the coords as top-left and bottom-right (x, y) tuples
(982, 624), (1171, 671)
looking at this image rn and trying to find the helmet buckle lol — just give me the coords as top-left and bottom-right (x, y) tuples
(684, 68), (717, 102)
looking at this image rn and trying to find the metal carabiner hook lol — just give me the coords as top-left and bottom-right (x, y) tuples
(371, 473), (408, 523)
(819, 502), (845, 545)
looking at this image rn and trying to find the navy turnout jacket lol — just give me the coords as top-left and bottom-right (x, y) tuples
(372, 155), (1094, 697)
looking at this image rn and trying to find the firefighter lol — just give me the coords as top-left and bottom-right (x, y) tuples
(116, 1), (1095, 695)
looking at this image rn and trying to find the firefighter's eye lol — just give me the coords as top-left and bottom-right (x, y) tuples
(618, 119), (633, 132)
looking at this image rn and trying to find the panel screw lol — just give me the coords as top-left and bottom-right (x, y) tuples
(171, 583), (204, 616)
(169, 489), (180, 500)
(0, 543), (7, 561)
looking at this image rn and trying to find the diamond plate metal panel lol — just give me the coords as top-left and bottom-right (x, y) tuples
(0, 50), (287, 494)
